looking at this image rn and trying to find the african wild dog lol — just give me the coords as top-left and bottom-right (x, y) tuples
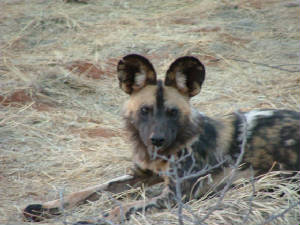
(24, 54), (300, 224)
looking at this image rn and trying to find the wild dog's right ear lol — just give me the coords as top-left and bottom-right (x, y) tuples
(165, 56), (205, 97)
(117, 54), (157, 94)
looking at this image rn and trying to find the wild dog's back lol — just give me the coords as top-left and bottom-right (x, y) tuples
(200, 109), (300, 174)
(242, 109), (300, 173)
(208, 109), (300, 174)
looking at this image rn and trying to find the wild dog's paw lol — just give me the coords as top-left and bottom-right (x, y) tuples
(23, 204), (60, 222)
(23, 204), (45, 222)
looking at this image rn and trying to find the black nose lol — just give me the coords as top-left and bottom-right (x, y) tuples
(151, 136), (165, 147)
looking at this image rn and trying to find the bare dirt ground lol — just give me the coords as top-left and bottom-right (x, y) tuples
(0, 0), (299, 224)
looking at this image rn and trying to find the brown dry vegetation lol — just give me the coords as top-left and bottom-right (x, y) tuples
(0, 0), (299, 224)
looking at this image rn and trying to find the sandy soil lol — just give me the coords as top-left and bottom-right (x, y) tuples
(0, 0), (299, 224)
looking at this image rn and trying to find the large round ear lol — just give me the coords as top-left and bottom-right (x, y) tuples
(117, 54), (157, 94)
(165, 56), (205, 97)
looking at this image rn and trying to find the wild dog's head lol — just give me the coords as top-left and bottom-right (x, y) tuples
(118, 54), (205, 163)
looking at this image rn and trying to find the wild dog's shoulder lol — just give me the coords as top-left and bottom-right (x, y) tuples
(185, 111), (240, 165)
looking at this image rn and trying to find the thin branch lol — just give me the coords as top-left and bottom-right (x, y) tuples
(180, 159), (227, 182)
(58, 188), (67, 225)
(172, 155), (184, 225)
(242, 166), (255, 223)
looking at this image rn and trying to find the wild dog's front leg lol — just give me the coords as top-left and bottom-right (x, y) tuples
(23, 175), (134, 222)
(23, 167), (162, 222)
(75, 187), (174, 225)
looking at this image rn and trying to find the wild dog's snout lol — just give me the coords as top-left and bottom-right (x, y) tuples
(149, 117), (167, 147)
(150, 133), (165, 147)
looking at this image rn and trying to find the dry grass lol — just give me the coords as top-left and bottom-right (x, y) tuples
(0, 0), (299, 224)
(145, 172), (300, 225)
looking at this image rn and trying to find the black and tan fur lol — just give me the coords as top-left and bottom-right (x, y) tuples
(24, 54), (300, 224)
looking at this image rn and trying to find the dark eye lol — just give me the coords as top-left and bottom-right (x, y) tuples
(167, 108), (178, 117)
(140, 106), (150, 116)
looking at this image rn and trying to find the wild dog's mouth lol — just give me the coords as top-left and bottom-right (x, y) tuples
(147, 145), (168, 160)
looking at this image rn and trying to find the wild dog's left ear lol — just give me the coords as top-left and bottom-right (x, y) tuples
(117, 54), (157, 94)
(165, 56), (205, 97)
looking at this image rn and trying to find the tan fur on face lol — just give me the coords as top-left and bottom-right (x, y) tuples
(163, 86), (191, 116)
(123, 85), (157, 118)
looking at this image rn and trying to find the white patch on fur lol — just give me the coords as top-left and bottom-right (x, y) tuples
(175, 72), (187, 91)
(134, 72), (146, 87)
(285, 139), (296, 147)
(105, 175), (133, 184)
(244, 109), (274, 136)
(191, 108), (204, 124)
(191, 107), (204, 117)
